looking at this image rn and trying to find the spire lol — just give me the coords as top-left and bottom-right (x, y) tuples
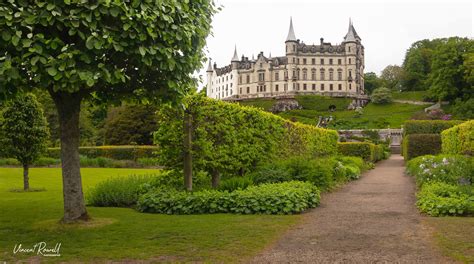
(206, 58), (213, 72)
(231, 45), (239, 61)
(286, 17), (297, 42)
(344, 18), (361, 42)
(269, 52), (272, 58)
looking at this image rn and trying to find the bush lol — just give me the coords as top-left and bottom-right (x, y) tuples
(218, 177), (254, 192)
(33, 157), (61, 166)
(371, 87), (392, 104)
(140, 170), (211, 192)
(87, 174), (157, 207)
(403, 120), (463, 136)
(47, 145), (158, 160)
(0, 158), (21, 166)
(137, 181), (320, 215)
(248, 163), (292, 185)
(136, 158), (161, 167)
(406, 155), (474, 187)
(337, 142), (374, 162)
(441, 120), (474, 155)
(402, 134), (441, 160)
(416, 182), (473, 216)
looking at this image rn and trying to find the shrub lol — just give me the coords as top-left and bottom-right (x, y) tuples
(33, 157), (61, 166)
(337, 142), (374, 162)
(47, 145), (158, 160)
(248, 163), (292, 185)
(334, 156), (367, 172)
(441, 120), (474, 155)
(137, 181), (320, 215)
(402, 134), (441, 160)
(140, 170), (211, 192)
(218, 177), (254, 192)
(87, 174), (157, 207)
(371, 87), (392, 104)
(406, 155), (474, 187)
(136, 158), (161, 167)
(416, 182), (473, 216)
(403, 120), (462, 136)
(0, 158), (21, 166)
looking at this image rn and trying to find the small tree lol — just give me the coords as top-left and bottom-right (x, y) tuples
(1, 94), (49, 190)
(371, 87), (393, 104)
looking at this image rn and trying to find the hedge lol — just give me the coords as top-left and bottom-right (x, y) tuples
(137, 181), (320, 215)
(46, 145), (158, 160)
(403, 120), (463, 136)
(442, 120), (474, 155)
(155, 94), (338, 177)
(337, 142), (384, 162)
(402, 134), (441, 160)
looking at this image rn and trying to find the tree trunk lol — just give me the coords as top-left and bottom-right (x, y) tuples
(50, 91), (89, 223)
(23, 164), (29, 191)
(183, 110), (193, 191)
(211, 169), (220, 189)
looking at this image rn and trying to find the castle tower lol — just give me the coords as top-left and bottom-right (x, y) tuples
(285, 17), (298, 92)
(206, 58), (213, 96)
(343, 19), (363, 93)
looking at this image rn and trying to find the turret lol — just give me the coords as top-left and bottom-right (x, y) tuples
(285, 17), (298, 55)
(231, 45), (239, 69)
(206, 58), (213, 96)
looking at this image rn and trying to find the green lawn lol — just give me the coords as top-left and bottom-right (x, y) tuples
(237, 98), (276, 111)
(426, 217), (474, 263)
(392, 91), (430, 101)
(279, 102), (426, 129)
(0, 168), (300, 263)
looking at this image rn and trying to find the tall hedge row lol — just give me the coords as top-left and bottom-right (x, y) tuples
(154, 94), (338, 177)
(336, 142), (384, 162)
(402, 134), (442, 160)
(46, 145), (158, 160)
(441, 120), (474, 155)
(403, 120), (463, 136)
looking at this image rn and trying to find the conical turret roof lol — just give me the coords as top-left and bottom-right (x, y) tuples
(286, 17), (297, 42)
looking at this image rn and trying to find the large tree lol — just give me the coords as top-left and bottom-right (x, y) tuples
(1, 94), (49, 190)
(0, 1), (216, 222)
(380, 65), (404, 90)
(363, 72), (382, 95)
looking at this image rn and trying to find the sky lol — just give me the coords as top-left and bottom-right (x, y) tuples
(196, 0), (473, 88)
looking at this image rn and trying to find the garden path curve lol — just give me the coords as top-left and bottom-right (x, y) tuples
(251, 155), (453, 263)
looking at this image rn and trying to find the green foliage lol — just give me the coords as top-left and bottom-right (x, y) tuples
(416, 182), (473, 216)
(363, 72), (383, 95)
(450, 98), (474, 120)
(79, 156), (136, 168)
(237, 99), (276, 111)
(441, 120), (474, 155)
(428, 37), (473, 102)
(103, 105), (158, 145)
(0, 94), (49, 166)
(0, 158), (20, 166)
(87, 174), (157, 207)
(402, 134), (442, 160)
(391, 91), (431, 102)
(295, 95), (352, 111)
(136, 158), (161, 167)
(34, 157), (60, 166)
(370, 87), (393, 104)
(218, 177), (254, 192)
(337, 142), (383, 162)
(380, 65), (404, 90)
(137, 181), (320, 215)
(155, 94), (338, 180)
(47, 145), (158, 160)
(403, 120), (463, 136)
(0, 1), (217, 102)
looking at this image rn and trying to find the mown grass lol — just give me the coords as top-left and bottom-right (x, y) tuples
(237, 98), (276, 111)
(0, 168), (300, 263)
(425, 217), (474, 263)
(392, 91), (430, 101)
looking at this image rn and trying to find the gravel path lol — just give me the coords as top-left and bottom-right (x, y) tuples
(251, 155), (453, 263)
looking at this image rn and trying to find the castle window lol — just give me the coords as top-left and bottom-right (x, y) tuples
(231, 74), (233, 79)
(329, 59), (333, 65)
(247, 87), (250, 93)
(264, 85), (266, 92)
(311, 69), (316, 80)
(230, 83), (233, 87)
(226, 76), (228, 81)
(312, 58), (315, 65)
(349, 70), (352, 77)
(338, 69), (343, 81)
(260, 63), (263, 68)
(259, 73), (265, 82)
(303, 58), (307, 65)
(284, 71), (288, 79)
(320, 69), (325, 80)
(297, 58), (300, 64)
(312, 84), (316, 90)
(293, 70), (296, 79)
(349, 58), (352, 64)
(246, 75), (250, 83)
(302, 69), (307, 80)
(330, 84), (333, 91)
(240, 87), (242, 94)
(349, 83), (352, 90)
(230, 90), (233, 95)
(303, 83), (307, 90)
(239, 76), (242, 84)
(284, 83), (288, 91)
(338, 59), (342, 65)
(329, 69), (334, 81)
(320, 59), (324, 65)
(275, 84), (279, 92)
(293, 58), (295, 63)
(338, 84), (342, 90)
(275, 72), (279, 81)
(349, 46), (351, 52)
(293, 45), (296, 52)
(321, 84), (325, 90)
(297, 69), (300, 80)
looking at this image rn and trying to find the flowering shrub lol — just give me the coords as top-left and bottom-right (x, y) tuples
(407, 155), (474, 187)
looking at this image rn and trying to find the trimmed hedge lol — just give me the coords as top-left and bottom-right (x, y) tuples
(155, 94), (338, 177)
(442, 120), (474, 155)
(402, 134), (442, 160)
(337, 142), (384, 162)
(403, 120), (462, 136)
(46, 145), (158, 160)
(137, 181), (320, 215)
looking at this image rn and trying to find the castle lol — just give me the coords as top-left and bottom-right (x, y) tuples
(206, 18), (365, 100)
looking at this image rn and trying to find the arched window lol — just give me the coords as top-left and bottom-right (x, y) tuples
(329, 68), (334, 81)
(311, 68), (316, 80)
(302, 68), (308, 80)
(337, 69), (343, 81)
(320, 68), (325, 81)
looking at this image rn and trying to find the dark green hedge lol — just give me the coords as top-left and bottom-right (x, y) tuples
(403, 120), (463, 136)
(402, 134), (441, 160)
(442, 120), (474, 155)
(337, 142), (384, 162)
(47, 145), (158, 160)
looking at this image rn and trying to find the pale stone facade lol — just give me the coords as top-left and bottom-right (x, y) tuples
(206, 18), (365, 100)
